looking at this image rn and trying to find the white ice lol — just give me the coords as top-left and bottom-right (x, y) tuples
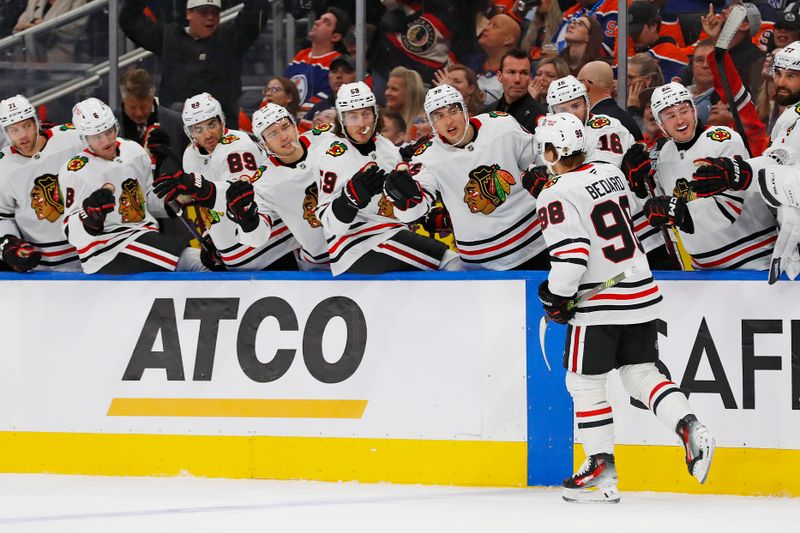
(0, 474), (797, 533)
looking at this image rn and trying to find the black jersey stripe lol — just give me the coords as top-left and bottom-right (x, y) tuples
(456, 209), (538, 247)
(226, 233), (295, 268)
(691, 226), (775, 259)
(575, 295), (663, 313)
(460, 228), (542, 263)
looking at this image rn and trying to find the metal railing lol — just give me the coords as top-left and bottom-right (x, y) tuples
(0, 0), (109, 53)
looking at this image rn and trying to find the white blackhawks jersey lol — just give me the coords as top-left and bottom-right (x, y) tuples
(0, 126), (83, 271)
(395, 112), (544, 269)
(253, 135), (330, 270)
(584, 114), (663, 253)
(59, 139), (164, 273)
(537, 161), (662, 325)
(656, 126), (776, 270)
(312, 133), (405, 275)
(182, 129), (297, 270)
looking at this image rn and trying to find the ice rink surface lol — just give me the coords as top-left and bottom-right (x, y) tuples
(0, 474), (797, 533)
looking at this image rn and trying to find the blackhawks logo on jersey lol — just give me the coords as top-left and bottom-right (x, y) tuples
(30, 173), (64, 223)
(59, 123), (75, 131)
(311, 122), (333, 135)
(220, 134), (239, 145)
(489, 111), (509, 118)
(414, 140), (432, 156)
(673, 178), (696, 202)
(587, 116), (611, 129)
(706, 128), (731, 142)
(66, 155), (88, 172)
(464, 164), (516, 215)
(250, 165), (266, 183)
(326, 141), (347, 157)
(543, 176), (560, 190)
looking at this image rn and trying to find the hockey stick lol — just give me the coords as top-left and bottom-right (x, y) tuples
(714, 4), (752, 155)
(644, 151), (685, 269)
(167, 200), (224, 268)
(538, 265), (639, 371)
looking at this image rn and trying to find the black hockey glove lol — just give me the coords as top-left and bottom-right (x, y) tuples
(153, 170), (216, 208)
(538, 280), (576, 325)
(80, 188), (115, 235)
(621, 143), (651, 199)
(341, 164), (386, 209)
(384, 164), (423, 210)
(419, 205), (452, 234)
(690, 155), (753, 197)
(398, 134), (432, 162)
(0, 234), (41, 273)
(200, 245), (227, 271)
(226, 180), (260, 233)
(145, 127), (181, 175)
(521, 165), (550, 199)
(644, 195), (694, 234)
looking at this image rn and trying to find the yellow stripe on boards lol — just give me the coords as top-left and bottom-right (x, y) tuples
(575, 444), (800, 496)
(106, 398), (368, 419)
(0, 432), (527, 487)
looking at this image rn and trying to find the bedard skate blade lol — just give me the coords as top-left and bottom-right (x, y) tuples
(562, 485), (620, 504)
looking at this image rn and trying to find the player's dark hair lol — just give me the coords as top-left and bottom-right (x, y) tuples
(499, 48), (531, 72)
(544, 144), (586, 171)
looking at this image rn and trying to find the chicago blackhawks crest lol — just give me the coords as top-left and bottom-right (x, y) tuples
(326, 141), (347, 157)
(587, 116), (611, 129)
(706, 128), (731, 142)
(311, 122), (333, 135)
(463, 164), (516, 215)
(66, 155), (88, 172)
(489, 111), (509, 118)
(414, 140), (432, 156)
(220, 134), (240, 145)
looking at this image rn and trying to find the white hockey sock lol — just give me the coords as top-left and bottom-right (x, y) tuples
(619, 363), (692, 432)
(566, 371), (614, 456)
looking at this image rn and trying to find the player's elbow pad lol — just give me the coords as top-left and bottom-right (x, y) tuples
(331, 195), (358, 223)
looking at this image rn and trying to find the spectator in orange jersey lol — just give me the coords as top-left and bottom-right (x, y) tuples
(628, 1), (689, 82)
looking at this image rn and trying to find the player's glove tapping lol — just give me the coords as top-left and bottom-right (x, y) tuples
(620, 143), (651, 199)
(538, 280), (576, 324)
(333, 164), (386, 222)
(690, 155), (753, 197)
(384, 164), (423, 210)
(420, 205), (452, 234)
(226, 180), (260, 233)
(0, 234), (41, 272)
(80, 188), (115, 235)
(644, 195), (694, 233)
(153, 170), (216, 208)
(521, 165), (550, 199)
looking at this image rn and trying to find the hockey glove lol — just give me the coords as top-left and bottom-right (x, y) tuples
(538, 280), (576, 325)
(643, 195), (695, 234)
(419, 205), (452, 234)
(0, 234), (41, 273)
(145, 127), (181, 175)
(398, 134), (432, 162)
(226, 180), (260, 233)
(621, 143), (651, 199)
(200, 245), (227, 271)
(521, 165), (550, 199)
(153, 170), (216, 208)
(80, 188), (115, 235)
(690, 155), (753, 197)
(384, 164), (423, 210)
(342, 164), (386, 209)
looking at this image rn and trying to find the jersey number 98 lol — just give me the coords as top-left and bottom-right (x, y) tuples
(590, 197), (642, 262)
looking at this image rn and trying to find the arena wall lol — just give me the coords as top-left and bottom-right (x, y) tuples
(0, 270), (796, 496)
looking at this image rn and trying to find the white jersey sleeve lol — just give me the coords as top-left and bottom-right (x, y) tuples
(585, 115), (635, 167)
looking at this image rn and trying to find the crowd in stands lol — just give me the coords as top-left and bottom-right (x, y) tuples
(1, 0), (799, 278)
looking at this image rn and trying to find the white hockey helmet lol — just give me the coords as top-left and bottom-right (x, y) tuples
(335, 81), (377, 121)
(546, 75), (589, 114)
(650, 82), (695, 130)
(772, 40), (800, 72)
(72, 98), (118, 142)
(535, 112), (586, 162)
(252, 103), (295, 140)
(424, 84), (465, 120)
(0, 94), (39, 144)
(182, 92), (225, 139)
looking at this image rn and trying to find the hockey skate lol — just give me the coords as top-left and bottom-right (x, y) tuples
(677, 415), (716, 484)
(562, 453), (620, 503)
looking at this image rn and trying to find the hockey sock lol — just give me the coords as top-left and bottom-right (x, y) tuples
(566, 371), (615, 456)
(618, 363), (692, 432)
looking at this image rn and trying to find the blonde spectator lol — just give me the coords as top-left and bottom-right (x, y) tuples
(627, 53), (665, 109)
(433, 64), (485, 116)
(528, 56), (569, 104)
(385, 66), (426, 139)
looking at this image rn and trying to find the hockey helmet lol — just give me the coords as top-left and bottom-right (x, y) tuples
(424, 84), (465, 120)
(0, 94), (38, 144)
(252, 103), (295, 140)
(772, 41), (800, 72)
(72, 98), (118, 142)
(335, 82), (377, 120)
(535, 112), (586, 161)
(182, 92), (225, 139)
(546, 75), (589, 115)
(650, 82), (695, 130)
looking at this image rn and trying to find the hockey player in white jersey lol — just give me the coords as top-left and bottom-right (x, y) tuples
(535, 113), (715, 503)
(647, 82), (776, 270)
(313, 81), (459, 275)
(0, 95), (82, 272)
(161, 92), (298, 271)
(59, 98), (199, 274)
(382, 84), (548, 270)
(526, 75), (663, 257)
(690, 41), (800, 278)
(247, 103), (330, 270)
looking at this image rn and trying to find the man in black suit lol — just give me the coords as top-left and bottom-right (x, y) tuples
(484, 49), (546, 133)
